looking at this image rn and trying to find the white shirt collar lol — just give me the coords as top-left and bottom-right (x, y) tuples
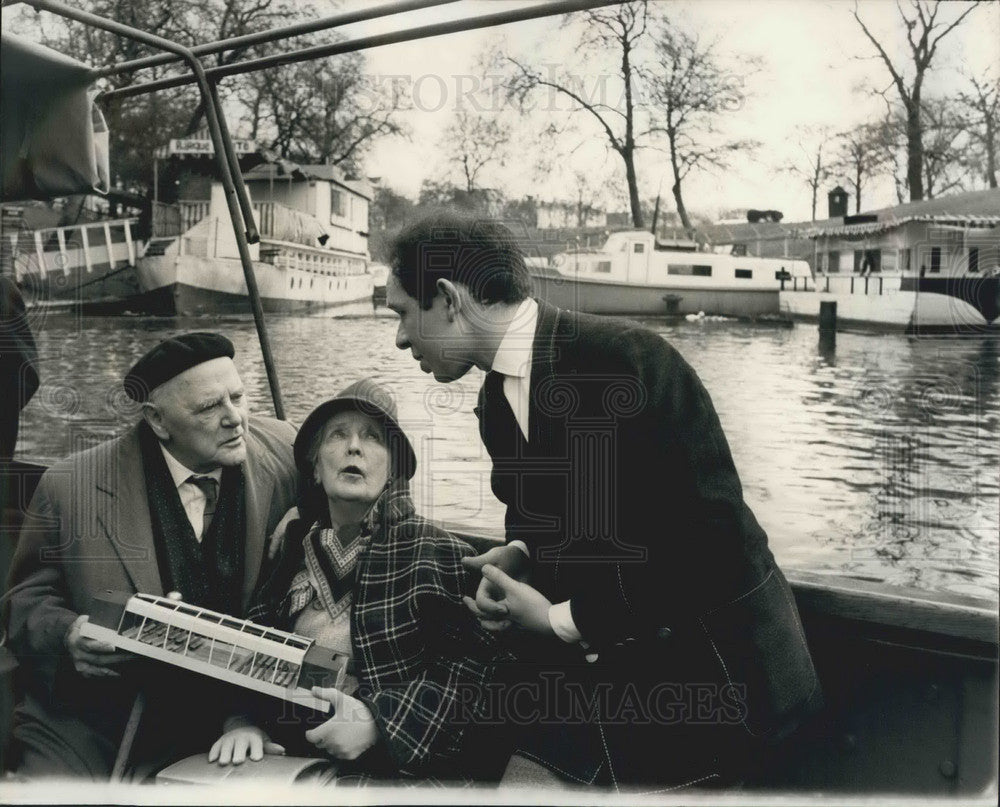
(159, 443), (222, 488)
(490, 298), (538, 378)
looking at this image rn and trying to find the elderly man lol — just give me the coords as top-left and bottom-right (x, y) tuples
(3, 332), (296, 779)
(386, 214), (820, 788)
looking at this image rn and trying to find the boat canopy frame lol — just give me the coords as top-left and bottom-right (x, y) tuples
(3, 0), (618, 418)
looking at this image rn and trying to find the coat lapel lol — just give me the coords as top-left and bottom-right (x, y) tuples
(241, 428), (277, 610)
(528, 299), (564, 448)
(96, 425), (163, 595)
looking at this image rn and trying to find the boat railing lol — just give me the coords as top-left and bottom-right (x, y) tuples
(792, 273), (908, 295)
(267, 245), (367, 276)
(8, 218), (139, 280)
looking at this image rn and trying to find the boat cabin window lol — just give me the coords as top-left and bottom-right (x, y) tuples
(827, 251), (841, 273)
(854, 249), (881, 273)
(331, 188), (346, 219)
(930, 246), (942, 273)
(633, 243), (645, 254)
(668, 264), (712, 277)
(969, 247), (979, 273)
(900, 247), (912, 272)
(596, 261), (612, 273)
(735, 269), (753, 279)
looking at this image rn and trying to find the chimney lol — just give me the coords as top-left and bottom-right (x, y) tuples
(828, 186), (848, 219)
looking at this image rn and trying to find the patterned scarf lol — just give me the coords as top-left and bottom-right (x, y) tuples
(285, 507), (377, 623)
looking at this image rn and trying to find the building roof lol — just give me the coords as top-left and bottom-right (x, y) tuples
(658, 188), (1000, 245)
(808, 189), (1000, 238)
(243, 162), (373, 199)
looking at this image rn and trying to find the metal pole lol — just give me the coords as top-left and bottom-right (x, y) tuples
(208, 81), (259, 245)
(103, 0), (620, 101)
(92, 0), (457, 79)
(22, 0), (286, 418)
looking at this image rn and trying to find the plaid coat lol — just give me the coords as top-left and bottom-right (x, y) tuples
(249, 484), (501, 779)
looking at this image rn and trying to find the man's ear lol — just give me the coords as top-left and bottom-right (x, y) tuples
(436, 278), (464, 321)
(142, 402), (170, 441)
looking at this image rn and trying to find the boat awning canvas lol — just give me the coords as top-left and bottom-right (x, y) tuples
(809, 214), (1000, 240)
(1, 33), (110, 201)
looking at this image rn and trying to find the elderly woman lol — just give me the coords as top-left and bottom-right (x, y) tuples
(208, 379), (500, 782)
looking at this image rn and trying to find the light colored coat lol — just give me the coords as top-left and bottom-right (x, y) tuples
(3, 415), (296, 777)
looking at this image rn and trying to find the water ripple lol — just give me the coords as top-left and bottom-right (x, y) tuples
(16, 314), (999, 605)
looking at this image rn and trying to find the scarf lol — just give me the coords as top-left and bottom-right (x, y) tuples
(285, 500), (380, 623)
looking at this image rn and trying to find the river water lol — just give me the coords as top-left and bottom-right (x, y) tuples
(15, 308), (999, 604)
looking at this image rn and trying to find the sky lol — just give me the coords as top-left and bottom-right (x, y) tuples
(4, 0), (997, 222)
(319, 0), (1000, 223)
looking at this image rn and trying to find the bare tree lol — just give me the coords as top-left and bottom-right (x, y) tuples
(783, 127), (834, 221)
(441, 109), (512, 193)
(506, 1), (651, 227)
(851, 0), (980, 201)
(956, 70), (1000, 188)
(870, 105), (910, 204)
(919, 97), (970, 198)
(833, 122), (892, 213)
(179, 0), (306, 136)
(647, 25), (758, 233)
(239, 53), (405, 172)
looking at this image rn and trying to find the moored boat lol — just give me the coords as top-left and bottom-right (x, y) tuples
(780, 190), (1000, 333)
(1, 200), (145, 312)
(529, 230), (811, 318)
(129, 161), (374, 316)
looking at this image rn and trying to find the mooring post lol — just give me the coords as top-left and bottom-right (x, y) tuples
(819, 300), (837, 332)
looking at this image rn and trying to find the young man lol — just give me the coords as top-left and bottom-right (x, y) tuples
(386, 213), (820, 788)
(3, 332), (297, 779)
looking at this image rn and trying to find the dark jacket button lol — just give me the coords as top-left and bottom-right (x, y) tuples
(656, 627), (672, 640)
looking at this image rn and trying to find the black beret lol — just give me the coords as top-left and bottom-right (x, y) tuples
(124, 332), (235, 403)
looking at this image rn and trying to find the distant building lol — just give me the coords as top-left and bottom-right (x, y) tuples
(536, 200), (607, 230)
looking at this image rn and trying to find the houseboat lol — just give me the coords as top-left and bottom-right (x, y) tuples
(530, 230), (811, 317)
(779, 190), (1000, 333)
(132, 157), (374, 316)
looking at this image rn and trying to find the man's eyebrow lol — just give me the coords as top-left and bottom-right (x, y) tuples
(195, 395), (224, 410)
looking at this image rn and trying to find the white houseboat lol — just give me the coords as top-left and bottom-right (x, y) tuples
(529, 230), (811, 318)
(780, 190), (1000, 333)
(133, 158), (373, 316)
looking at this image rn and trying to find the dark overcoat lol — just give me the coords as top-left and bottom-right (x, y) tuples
(476, 300), (820, 786)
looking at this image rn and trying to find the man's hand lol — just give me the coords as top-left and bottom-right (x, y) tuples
(267, 506), (299, 560)
(65, 615), (130, 678)
(208, 722), (285, 766)
(305, 687), (378, 760)
(476, 564), (554, 635)
(461, 544), (530, 632)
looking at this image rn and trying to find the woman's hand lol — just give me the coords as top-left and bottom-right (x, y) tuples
(305, 687), (378, 760)
(208, 722), (285, 766)
(474, 564), (555, 635)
